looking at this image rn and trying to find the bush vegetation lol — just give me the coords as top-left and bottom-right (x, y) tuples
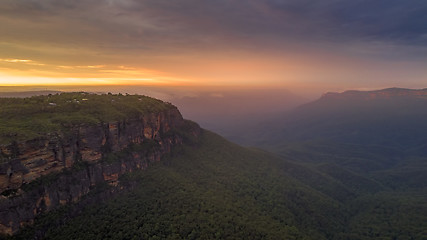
(0, 93), (175, 144)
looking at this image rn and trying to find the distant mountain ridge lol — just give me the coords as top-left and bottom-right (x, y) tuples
(321, 87), (427, 100)
(255, 87), (427, 148)
(229, 87), (427, 239)
(234, 86), (427, 188)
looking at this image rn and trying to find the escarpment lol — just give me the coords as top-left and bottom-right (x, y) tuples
(0, 93), (201, 235)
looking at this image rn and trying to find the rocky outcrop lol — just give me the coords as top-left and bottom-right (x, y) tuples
(0, 108), (200, 235)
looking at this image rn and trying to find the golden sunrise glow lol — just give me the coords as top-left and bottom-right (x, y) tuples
(0, 0), (425, 94)
(0, 75), (150, 86)
(0, 58), (32, 63)
(0, 73), (195, 87)
(0, 54), (298, 88)
(0, 58), (196, 86)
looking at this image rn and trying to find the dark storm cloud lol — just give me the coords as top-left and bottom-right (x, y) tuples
(131, 0), (427, 47)
(1, 0), (426, 58)
(321, 0), (427, 46)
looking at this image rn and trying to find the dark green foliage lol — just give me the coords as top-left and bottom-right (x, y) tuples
(11, 131), (349, 240)
(164, 120), (200, 145)
(5, 89), (427, 239)
(236, 90), (427, 239)
(0, 92), (175, 144)
(7, 130), (427, 239)
(345, 192), (427, 240)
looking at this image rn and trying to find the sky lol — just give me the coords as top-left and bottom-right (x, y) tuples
(0, 0), (426, 96)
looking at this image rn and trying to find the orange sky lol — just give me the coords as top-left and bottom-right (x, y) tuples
(0, 1), (426, 96)
(1, 48), (425, 97)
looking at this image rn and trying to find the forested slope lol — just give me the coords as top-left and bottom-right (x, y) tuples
(10, 131), (427, 239)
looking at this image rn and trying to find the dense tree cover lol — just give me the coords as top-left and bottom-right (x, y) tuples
(10, 131), (344, 239)
(274, 142), (427, 239)
(0, 93), (174, 144)
(346, 192), (427, 239)
(4, 89), (427, 239)
(8, 131), (427, 239)
(221, 89), (427, 239)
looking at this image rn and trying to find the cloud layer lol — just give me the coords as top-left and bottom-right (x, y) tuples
(0, 0), (426, 89)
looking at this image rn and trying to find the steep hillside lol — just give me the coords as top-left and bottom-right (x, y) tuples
(227, 88), (427, 239)
(245, 88), (427, 174)
(248, 88), (427, 148)
(283, 87), (427, 147)
(8, 131), (349, 239)
(0, 93), (200, 235)
(9, 131), (427, 240)
(2, 90), (427, 239)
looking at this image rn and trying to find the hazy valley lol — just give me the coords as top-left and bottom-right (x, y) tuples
(2, 0), (426, 239)
(0, 88), (425, 239)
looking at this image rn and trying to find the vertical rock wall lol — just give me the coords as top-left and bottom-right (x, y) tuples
(0, 108), (200, 235)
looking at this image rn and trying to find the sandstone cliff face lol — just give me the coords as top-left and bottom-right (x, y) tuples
(0, 108), (200, 235)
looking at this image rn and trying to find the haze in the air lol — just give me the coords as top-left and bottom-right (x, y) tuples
(1, 0), (426, 136)
(0, 0), (426, 95)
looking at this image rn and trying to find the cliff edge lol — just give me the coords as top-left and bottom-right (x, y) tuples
(0, 93), (201, 235)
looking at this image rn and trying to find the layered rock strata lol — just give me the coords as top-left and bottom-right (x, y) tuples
(0, 108), (200, 235)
